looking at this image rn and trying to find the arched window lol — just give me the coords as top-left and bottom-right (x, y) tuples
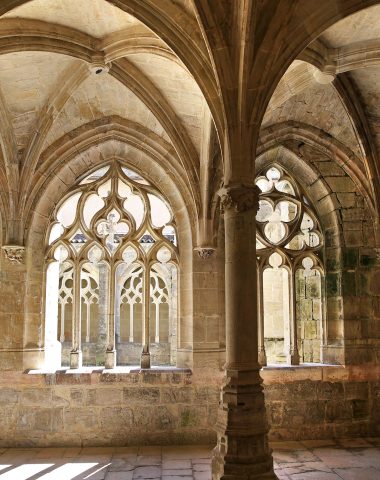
(44, 162), (178, 369)
(255, 165), (324, 365)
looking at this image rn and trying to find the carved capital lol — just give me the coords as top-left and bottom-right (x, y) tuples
(2, 245), (25, 264)
(195, 247), (215, 259)
(219, 184), (260, 214)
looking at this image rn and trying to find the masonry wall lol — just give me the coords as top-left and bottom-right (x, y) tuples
(0, 366), (379, 447)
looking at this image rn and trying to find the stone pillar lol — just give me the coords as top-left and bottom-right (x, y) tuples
(257, 267), (267, 366)
(105, 261), (116, 369)
(288, 270), (300, 365)
(141, 266), (151, 368)
(97, 263), (108, 366)
(212, 184), (276, 480)
(70, 266), (82, 368)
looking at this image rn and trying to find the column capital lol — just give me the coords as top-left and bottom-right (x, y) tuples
(2, 245), (26, 264)
(194, 247), (215, 259)
(218, 184), (260, 214)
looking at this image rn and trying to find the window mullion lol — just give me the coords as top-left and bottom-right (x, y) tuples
(141, 264), (151, 368)
(70, 263), (82, 368)
(105, 261), (116, 368)
(288, 267), (300, 365)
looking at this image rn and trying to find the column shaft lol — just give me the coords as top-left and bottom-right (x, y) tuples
(141, 266), (151, 368)
(212, 184), (276, 480)
(70, 266), (82, 368)
(105, 262), (116, 368)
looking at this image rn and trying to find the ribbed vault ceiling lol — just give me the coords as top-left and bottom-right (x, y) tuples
(0, 0), (379, 244)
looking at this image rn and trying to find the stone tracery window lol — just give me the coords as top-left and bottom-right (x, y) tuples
(255, 165), (324, 365)
(44, 162), (178, 369)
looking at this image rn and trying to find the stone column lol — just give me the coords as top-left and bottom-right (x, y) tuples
(212, 184), (276, 480)
(288, 269), (300, 365)
(105, 262), (116, 369)
(141, 266), (151, 368)
(97, 263), (108, 366)
(70, 266), (82, 368)
(257, 267), (267, 366)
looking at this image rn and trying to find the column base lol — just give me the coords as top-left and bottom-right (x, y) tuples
(212, 367), (276, 480)
(258, 347), (267, 367)
(212, 459), (278, 480)
(70, 350), (82, 369)
(140, 351), (151, 369)
(105, 349), (116, 369)
(287, 350), (300, 365)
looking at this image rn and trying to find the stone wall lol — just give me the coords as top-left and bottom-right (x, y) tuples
(0, 369), (219, 448)
(0, 366), (379, 447)
(263, 366), (380, 441)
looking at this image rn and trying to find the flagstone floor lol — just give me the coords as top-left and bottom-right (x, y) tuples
(0, 438), (379, 479)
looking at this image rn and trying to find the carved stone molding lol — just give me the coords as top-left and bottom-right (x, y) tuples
(218, 184), (260, 214)
(2, 245), (26, 264)
(195, 247), (215, 259)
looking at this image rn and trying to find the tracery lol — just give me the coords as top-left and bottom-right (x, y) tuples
(44, 162), (178, 369)
(255, 165), (324, 365)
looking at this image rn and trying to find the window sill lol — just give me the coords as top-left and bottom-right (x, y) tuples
(28, 365), (191, 375)
(262, 362), (341, 369)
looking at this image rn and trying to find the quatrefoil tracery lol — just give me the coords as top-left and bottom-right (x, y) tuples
(46, 162), (178, 265)
(255, 166), (323, 260)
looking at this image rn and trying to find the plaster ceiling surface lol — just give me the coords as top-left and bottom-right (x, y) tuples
(320, 4), (380, 48)
(0, 51), (76, 149)
(2, 0), (141, 38)
(42, 72), (170, 153)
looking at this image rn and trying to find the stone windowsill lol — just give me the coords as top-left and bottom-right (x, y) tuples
(21, 363), (380, 386)
(27, 365), (191, 375)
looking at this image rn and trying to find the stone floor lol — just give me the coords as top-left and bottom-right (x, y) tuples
(0, 438), (379, 479)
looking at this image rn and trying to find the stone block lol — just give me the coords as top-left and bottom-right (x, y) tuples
(153, 406), (177, 431)
(326, 272), (340, 296)
(352, 399), (369, 418)
(360, 250), (377, 267)
(325, 401), (352, 422)
(344, 229), (363, 247)
(87, 388), (122, 406)
(316, 382), (344, 400)
(194, 386), (219, 404)
(161, 387), (193, 404)
(267, 402), (284, 426)
(0, 389), (19, 405)
(64, 407), (99, 431)
(179, 406), (207, 427)
(325, 176), (355, 192)
(123, 387), (160, 404)
(344, 382), (368, 400)
(342, 271), (356, 296)
(21, 388), (52, 406)
(370, 270), (380, 295)
(100, 407), (133, 430)
(343, 248), (358, 269)
(341, 208), (365, 221)
(337, 193), (357, 208)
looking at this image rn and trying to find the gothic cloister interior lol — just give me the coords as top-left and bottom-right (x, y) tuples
(0, 1), (380, 479)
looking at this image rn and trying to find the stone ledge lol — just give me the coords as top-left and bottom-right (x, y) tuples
(0, 364), (377, 387)
(262, 364), (380, 384)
